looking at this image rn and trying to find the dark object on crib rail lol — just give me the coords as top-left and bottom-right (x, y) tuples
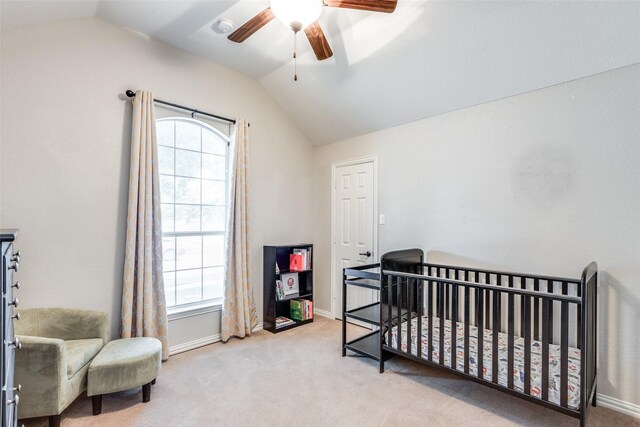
(342, 249), (597, 427)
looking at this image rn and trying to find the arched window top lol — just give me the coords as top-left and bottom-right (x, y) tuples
(157, 117), (230, 145)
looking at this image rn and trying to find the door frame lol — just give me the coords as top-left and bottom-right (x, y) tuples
(330, 156), (379, 319)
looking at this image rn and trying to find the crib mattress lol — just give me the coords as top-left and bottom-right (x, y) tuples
(389, 316), (581, 409)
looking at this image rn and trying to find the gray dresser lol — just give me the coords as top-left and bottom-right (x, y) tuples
(1, 230), (20, 427)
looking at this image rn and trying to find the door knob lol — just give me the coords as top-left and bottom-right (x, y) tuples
(359, 251), (372, 257)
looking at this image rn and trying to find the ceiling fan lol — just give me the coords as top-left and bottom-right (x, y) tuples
(228, 0), (398, 63)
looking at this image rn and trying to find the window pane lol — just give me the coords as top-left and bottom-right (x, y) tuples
(158, 146), (174, 175)
(157, 121), (174, 147)
(162, 237), (176, 272)
(202, 206), (225, 231)
(202, 129), (226, 155)
(158, 118), (228, 309)
(203, 267), (223, 300)
(175, 205), (200, 232)
(176, 269), (202, 305)
(176, 236), (202, 270)
(175, 177), (200, 204)
(164, 272), (176, 307)
(160, 176), (174, 204)
(175, 121), (201, 151)
(175, 149), (201, 178)
(203, 235), (224, 267)
(202, 180), (226, 206)
(202, 154), (226, 180)
(161, 203), (174, 232)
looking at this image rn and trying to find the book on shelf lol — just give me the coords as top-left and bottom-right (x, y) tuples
(275, 316), (296, 328)
(289, 253), (304, 272)
(290, 299), (313, 321)
(281, 272), (299, 297)
(275, 280), (284, 301)
(292, 248), (311, 271)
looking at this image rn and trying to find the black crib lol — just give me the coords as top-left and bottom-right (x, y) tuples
(343, 249), (597, 426)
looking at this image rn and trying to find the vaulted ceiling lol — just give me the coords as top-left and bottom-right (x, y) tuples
(3, 1), (640, 145)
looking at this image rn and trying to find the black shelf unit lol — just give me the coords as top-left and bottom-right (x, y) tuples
(342, 263), (393, 363)
(263, 244), (313, 333)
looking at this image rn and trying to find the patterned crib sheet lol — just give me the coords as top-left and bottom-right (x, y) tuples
(389, 316), (581, 409)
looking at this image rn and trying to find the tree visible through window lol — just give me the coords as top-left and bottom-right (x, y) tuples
(156, 118), (229, 309)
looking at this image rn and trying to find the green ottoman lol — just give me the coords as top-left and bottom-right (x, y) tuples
(87, 337), (162, 415)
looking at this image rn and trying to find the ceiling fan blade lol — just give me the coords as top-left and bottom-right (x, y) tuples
(227, 8), (275, 43)
(304, 21), (333, 61)
(324, 0), (397, 13)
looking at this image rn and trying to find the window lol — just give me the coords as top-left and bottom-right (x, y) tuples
(156, 118), (229, 310)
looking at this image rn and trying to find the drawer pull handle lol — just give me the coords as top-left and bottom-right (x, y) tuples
(7, 395), (19, 406)
(8, 298), (19, 308)
(6, 338), (21, 349)
(11, 250), (21, 262)
(12, 282), (20, 290)
(13, 385), (21, 392)
(9, 261), (19, 272)
(12, 313), (20, 321)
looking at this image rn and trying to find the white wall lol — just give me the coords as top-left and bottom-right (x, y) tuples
(314, 63), (640, 406)
(0, 17), (315, 347)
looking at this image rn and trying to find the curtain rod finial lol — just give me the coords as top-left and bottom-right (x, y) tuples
(126, 90), (136, 98)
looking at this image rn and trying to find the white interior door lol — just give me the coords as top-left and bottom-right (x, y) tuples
(333, 160), (376, 320)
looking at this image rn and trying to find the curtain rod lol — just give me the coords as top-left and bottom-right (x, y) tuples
(125, 90), (236, 125)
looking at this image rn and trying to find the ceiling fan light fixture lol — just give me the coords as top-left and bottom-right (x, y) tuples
(271, 0), (322, 31)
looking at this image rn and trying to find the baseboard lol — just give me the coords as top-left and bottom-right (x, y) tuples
(597, 393), (640, 419)
(169, 322), (264, 356)
(169, 334), (221, 356)
(314, 308), (334, 319)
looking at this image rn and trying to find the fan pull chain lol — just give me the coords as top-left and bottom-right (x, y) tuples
(293, 30), (298, 82)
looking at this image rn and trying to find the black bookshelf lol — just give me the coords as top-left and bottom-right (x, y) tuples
(263, 244), (313, 333)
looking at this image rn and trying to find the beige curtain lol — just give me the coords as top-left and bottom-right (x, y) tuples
(222, 120), (257, 342)
(121, 90), (169, 360)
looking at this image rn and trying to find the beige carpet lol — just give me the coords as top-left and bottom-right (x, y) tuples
(22, 317), (639, 426)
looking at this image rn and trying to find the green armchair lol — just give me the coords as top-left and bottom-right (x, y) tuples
(14, 308), (109, 427)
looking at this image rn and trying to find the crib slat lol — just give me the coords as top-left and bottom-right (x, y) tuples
(417, 280), (423, 358)
(492, 289), (499, 384)
(407, 277), (413, 355)
(577, 282), (582, 349)
(560, 301), (569, 407)
(395, 276), (401, 351)
(507, 287), (515, 389)
(524, 296), (532, 395)
(387, 275), (393, 348)
(548, 280), (554, 344)
(485, 274), (491, 330)
(541, 298), (550, 401)
(534, 278), (540, 340)
(520, 277), (526, 337)
(445, 269), (450, 320)
(437, 267), (442, 317)
(477, 288), (484, 379)
(428, 279), (433, 362)
(439, 281), (445, 365)
(464, 280), (470, 374)
(451, 284), (458, 370)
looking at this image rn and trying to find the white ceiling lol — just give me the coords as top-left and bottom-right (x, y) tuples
(3, 1), (640, 145)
